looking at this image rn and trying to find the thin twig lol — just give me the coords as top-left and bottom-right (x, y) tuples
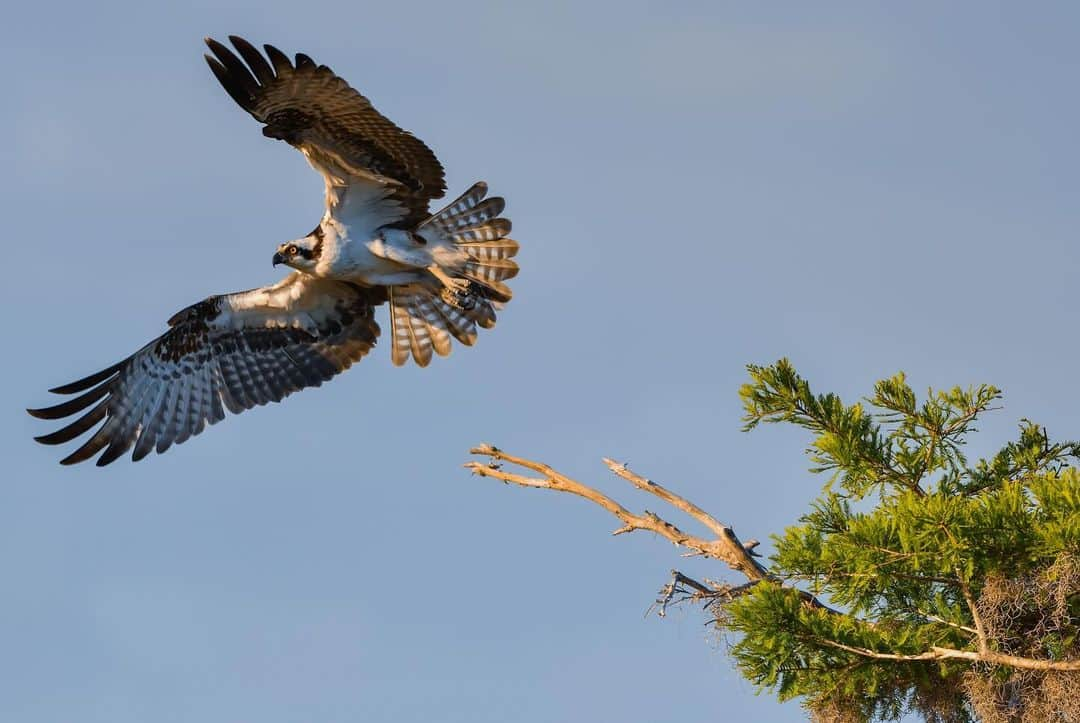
(956, 569), (990, 655)
(916, 609), (979, 636)
(652, 570), (715, 618)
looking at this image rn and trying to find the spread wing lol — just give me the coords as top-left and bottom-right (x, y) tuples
(28, 275), (385, 466)
(204, 35), (445, 227)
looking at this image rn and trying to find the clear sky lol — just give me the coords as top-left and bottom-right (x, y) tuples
(4, 2), (1078, 721)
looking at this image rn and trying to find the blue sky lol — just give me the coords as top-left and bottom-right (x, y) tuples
(4, 3), (1079, 721)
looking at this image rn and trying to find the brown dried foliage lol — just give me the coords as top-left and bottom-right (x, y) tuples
(962, 555), (1080, 722)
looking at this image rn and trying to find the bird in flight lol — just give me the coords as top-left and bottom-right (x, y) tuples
(28, 36), (520, 466)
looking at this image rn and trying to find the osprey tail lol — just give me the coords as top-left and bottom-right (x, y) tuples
(388, 182), (519, 367)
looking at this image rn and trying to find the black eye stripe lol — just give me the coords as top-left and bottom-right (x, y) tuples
(278, 240), (318, 262)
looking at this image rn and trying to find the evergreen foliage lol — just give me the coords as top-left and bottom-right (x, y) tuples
(726, 360), (1080, 722)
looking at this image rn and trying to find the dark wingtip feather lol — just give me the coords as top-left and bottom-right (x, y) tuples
(33, 399), (108, 445)
(205, 38), (259, 109)
(27, 383), (111, 420)
(59, 431), (110, 466)
(294, 52), (316, 70)
(130, 440), (155, 463)
(47, 363), (123, 394)
(263, 44), (293, 75)
(204, 37), (232, 62)
(96, 438), (135, 467)
(228, 35), (275, 84)
(26, 405), (59, 420)
(205, 55), (254, 111)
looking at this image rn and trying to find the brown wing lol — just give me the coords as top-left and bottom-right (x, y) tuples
(204, 35), (445, 224)
(28, 275), (385, 467)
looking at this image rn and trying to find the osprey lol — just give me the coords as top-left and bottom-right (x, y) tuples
(28, 36), (520, 466)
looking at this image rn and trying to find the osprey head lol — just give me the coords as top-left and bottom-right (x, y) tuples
(272, 227), (323, 271)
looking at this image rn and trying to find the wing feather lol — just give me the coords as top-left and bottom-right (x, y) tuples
(294, 52), (316, 71)
(28, 274), (383, 466)
(154, 370), (185, 455)
(33, 398), (109, 445)
(205, 36), (445, 225)
(130, 382), (170, 461)
(262, 43), (293, 77)
(98, 365), (159, 464)
(228, 36), (275, 85)
(48, 362), (125, 395)
(216, 355), (249, 412)
(27, 381), (113, 420)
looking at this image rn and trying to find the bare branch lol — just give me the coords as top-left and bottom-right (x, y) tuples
(651, 571), (762, 619)
(602, 458), (728, 538)
(652, 570), (715, 618)
(813, 638), (1080, 671)
(466, 445), (768, 580)
(465, 445), (844, 616)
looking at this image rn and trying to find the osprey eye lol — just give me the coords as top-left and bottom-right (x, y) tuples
(287, 245), (299, 256)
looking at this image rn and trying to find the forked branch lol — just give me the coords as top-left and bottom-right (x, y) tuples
(465, 444), (768, 580)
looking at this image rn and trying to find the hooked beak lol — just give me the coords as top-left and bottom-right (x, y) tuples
(272, 252), (284, 267)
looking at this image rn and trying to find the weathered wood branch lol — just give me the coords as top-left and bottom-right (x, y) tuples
(651, 570), (761, 618)
(465, 444), (768, 580)
(601, 458), (729, 540)
(464, 445), (850, 617)
(813, 638), (1080, 671)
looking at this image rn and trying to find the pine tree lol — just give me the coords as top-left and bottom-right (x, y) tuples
(731, 360), (1080, 721)
(467, 360), (1080, 722)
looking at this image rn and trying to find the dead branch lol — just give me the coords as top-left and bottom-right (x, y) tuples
(653, 570), (715, 618)
(465, 444), (768, 580)
(650, 570), (762, 619)
(601, 458), (729, 540)
(464, 445), (846, 616)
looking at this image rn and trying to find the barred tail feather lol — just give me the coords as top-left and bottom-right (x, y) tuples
(432, 296), (481, 345)
(390, 181), (518, 366)
(427, 181), (489, 220)
(390, 286), (453, 367)
(455, 219), (513, 243)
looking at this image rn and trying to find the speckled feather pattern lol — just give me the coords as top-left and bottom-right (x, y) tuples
(29, 277), (382, 466)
